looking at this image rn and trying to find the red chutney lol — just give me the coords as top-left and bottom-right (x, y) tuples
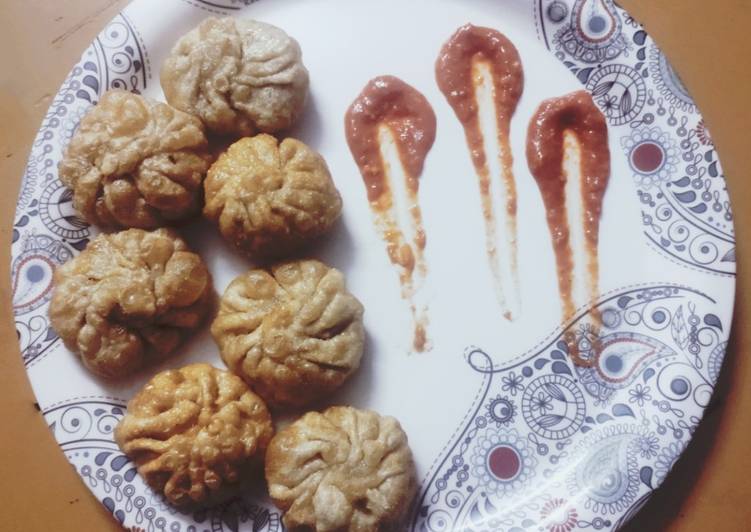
(526, 90), (610, 333)
(435, 23), (523, 175)
(345, 75), (437, 203)
(436, 24), (524, 319)
(345, 76), (437, 352)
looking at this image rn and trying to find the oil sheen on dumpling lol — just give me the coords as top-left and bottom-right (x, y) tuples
(115, 364), (273, 507)
(211, 260), (364, 408)
(58, 89), (211, 229)
(49, 228), (212, 378)
(203, 135), (342, 258)
(265, 406), (417, 531)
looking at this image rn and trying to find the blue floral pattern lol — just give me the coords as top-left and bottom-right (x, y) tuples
(534, 0), (735, 276)
(469, 428), (538, 498)
(413, 284), (728, 530)
(621, 126), (680, 189)
(44, 399), (282, 531)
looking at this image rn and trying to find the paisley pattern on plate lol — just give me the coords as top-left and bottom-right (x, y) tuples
(12, 0), (735, 530)
(45, 398), (281, 531)
(413, 284), (725, 531)
(12, 12), (146, 368)
(534, 0), (735, 276)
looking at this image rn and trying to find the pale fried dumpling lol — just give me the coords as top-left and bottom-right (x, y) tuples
(265, 406), (417, 531)
(115, 364), (273, 507)
(58, 89), (211, 229)
(211, 260), (364, 408)
(204, 135), (342, 258)
(161, 17), (309, 136)
(49, 228), (212, 378)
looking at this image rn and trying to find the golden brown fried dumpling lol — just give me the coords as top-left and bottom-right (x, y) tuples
(204, 135), (342, 258)
(58, 89), (211, 229)
(49, 228), (212, 378)
(265, 406), (417, 531)
(115, 364), (273, 507)
(161, 17), (309, 136)
(211, 260), (364, 408)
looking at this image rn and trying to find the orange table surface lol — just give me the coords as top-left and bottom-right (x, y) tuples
(1, 1), (749, 530)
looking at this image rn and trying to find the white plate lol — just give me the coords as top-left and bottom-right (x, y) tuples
(12, 0), (735, 530)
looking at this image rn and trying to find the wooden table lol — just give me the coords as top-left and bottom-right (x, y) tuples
(0, 1), (748, 530)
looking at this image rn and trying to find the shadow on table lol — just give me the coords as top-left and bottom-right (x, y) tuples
(621, 266), (745, 532)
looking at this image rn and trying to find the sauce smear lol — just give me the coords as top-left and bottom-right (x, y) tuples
(526, 90), (610, 364)
(436, 23), (524, 320)
(345, 76), (437, 352)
